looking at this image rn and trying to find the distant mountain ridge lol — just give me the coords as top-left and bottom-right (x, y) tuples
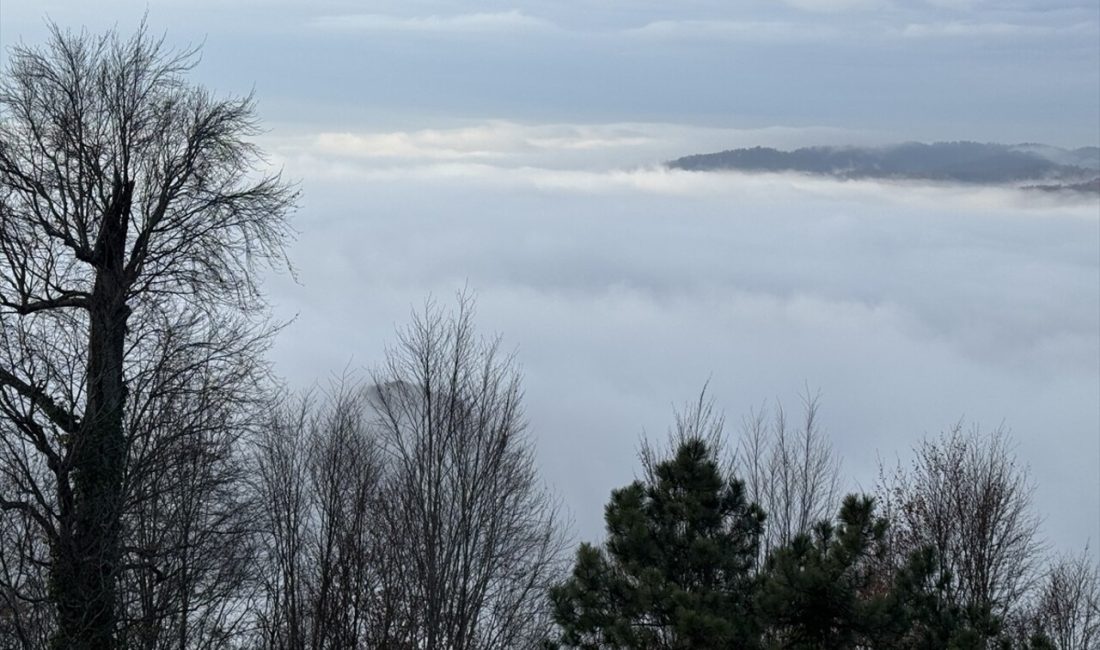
(668, 142), (1100, 191)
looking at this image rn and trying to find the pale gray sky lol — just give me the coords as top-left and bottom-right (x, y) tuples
(4, 0), (1098, 144)
(2, 1), (1098, 555)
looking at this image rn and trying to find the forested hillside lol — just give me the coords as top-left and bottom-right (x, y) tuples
(669, 142), (1100, 190)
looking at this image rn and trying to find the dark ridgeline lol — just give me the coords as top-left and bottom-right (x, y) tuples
(668, 142), (1100, 190)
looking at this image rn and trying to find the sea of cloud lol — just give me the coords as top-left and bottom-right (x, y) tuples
(261, 121), (1099, 556)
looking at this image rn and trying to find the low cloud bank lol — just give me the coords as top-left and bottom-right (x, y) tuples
(262, 122), (1099, 555)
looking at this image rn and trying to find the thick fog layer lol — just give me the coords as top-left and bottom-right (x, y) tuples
(261, 122), (1099, 555)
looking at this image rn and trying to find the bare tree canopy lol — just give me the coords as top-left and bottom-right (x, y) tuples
(367, 295), (566, 649)
(0, 22), (294, 649)
(254, 296), (566, 650)
(254, 382), (384, 649)
(1032, 548), (1100, 650)
(879, 424), (1044, 624)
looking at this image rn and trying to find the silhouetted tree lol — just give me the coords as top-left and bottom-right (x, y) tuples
(113, 319), (270, 649)
(255, 297), (565, 649)
(0, 22), (293, 649)
(368, 295), (566, 649)
(253, 382), (384, 649)
(887, 544), (1005, 649)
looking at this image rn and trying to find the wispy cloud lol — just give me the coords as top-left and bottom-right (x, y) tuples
(270, 156), (1098, 220)
(627, 17), (1095, 43)
(625, 19), (845, 42)
(266, 121), (875, 170)
(284, 122), (656, 162)
(309, 10), (553, 34)
(781, 0), (885, 11)
(920, 0), (1097, 10)
(899, 20), (1098, 38)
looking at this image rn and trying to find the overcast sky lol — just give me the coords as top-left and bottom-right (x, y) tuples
(2, 2), (1098, 554)
(4, 0), (1099, 144)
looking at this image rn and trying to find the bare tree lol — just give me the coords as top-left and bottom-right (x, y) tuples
(115, 313), (270, 650)
(366, 295), (566, 650)
(253, 382), (384, 650)
(253, 298), (566, 649)
(736, 390), (842, 556)
(879, 424), (1044, 624)
(1032, 548), (1100, 649)
(253, 396), (311, 649)
(0, 23), (293, 649)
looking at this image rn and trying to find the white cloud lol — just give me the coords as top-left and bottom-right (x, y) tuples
(625, 19), (845, 42)
(296, 122), (655, 161)
(265, 122), (1094, 222)
(781, 0), (885, 11)
(900, 20), (1098, 38)
(625, 16), (1098, 43)
(919, 0), (1095, 10)
(308, 10), (553, 34)
(263, 118), (1099, 556)
(264, 121), (879, 172)
(270, 154), (1097, 220)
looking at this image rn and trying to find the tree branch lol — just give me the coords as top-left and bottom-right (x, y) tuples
(0, 366), (80, 434)
(0, 292), (89, 315)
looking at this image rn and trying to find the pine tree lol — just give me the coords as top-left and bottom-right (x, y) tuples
(549, 437), (765, 649)
(755, 495), (902, 649)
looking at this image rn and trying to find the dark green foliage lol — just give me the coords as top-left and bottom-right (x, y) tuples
(550, 438), (765, 649)
(547, 437), (1052, 650)
(755, 495), (902, 649)
(753, 495), (1038, 650)
(548, 420), (1071, 650)
(890, 546), (1060, 650)
(890, 546), (1003, 649)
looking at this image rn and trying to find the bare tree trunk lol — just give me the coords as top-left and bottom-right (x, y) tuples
(54, 178), (134, 650)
